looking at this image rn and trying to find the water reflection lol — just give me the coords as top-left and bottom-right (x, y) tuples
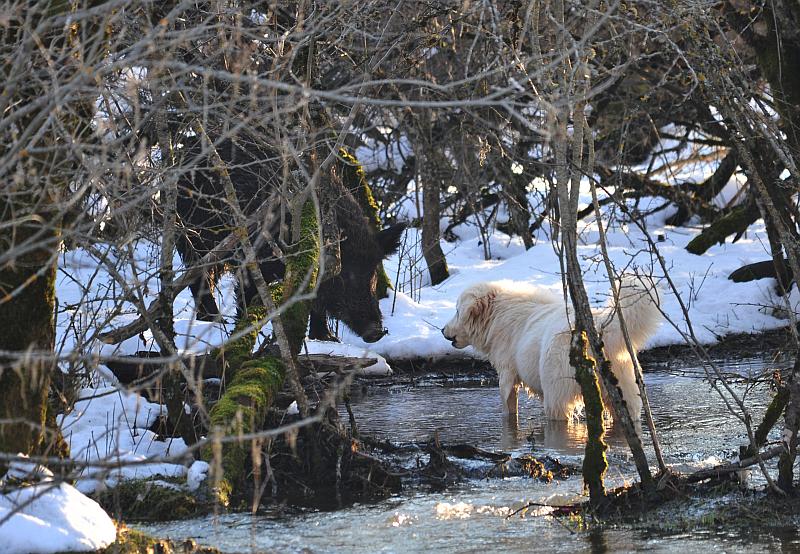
(344, 369), (774, 467)
(588, 527), (609, 554)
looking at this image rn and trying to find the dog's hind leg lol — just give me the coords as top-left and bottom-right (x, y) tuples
(542, 383), (582, 420)
(611, 358), (643, 424)
(541, 343), (583, 420)
(499, 370), (520, 415)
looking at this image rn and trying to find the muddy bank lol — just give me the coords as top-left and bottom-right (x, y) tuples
(593, 481), (800, 547)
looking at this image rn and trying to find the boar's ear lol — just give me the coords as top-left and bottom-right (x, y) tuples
(377, 223), (407, 257)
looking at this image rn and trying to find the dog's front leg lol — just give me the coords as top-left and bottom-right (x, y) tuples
(499, 371), (519, 415)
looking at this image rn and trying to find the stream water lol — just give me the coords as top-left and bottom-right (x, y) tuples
(137, 356), (800, 553)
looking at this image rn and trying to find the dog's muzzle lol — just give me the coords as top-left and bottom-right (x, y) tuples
(441, 328), (458, 347)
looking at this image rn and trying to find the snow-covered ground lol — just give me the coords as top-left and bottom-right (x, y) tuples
(364, 193), (797, 359)
(5, 176), (793, 553)
(0, 458), (117, 554)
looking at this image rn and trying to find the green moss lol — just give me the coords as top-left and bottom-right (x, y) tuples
(339, 148), (381, 228)
(277, 199), (320, 356)
(202, 356), (285, 505)
(338, 148), (393, 298)
(95, 480), (207, 522)
(199, 202), (313, 504)
(570, 331), (608, 503)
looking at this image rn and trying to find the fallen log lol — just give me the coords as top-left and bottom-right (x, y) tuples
(728, 259), (794, 292)
(103, 352), (378, 385)
(686, 203), (761, 255)
(103, 351), (221, 385)
(685, 445), (785, 483)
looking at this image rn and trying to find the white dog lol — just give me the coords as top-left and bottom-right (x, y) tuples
(442, 277), (661, 422)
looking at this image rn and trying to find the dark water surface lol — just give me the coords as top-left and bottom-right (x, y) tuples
(138, 357), (795, 553)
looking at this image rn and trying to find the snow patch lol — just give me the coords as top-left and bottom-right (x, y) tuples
(0, 482), (116, 554)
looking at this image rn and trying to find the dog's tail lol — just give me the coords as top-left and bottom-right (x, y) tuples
(599, 275), (661, 356)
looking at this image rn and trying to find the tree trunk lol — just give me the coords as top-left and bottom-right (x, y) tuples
(0, 197), (59, 462)
(153, 89), (197, 445)
(275, 198), (320, 357)
(203, 309), (285, 507)
(421, 173), (449, 285)
(570, 331), (608, 501)
(338, 149), (394, 298)
(778, 359), (800, 491)
(0, 1), (109, 464)
(415, 112), (450, 286)
(553, 83), (654, 501)
(505, 141), (534, 249)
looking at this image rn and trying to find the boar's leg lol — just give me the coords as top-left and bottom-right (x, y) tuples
(308, 300), (338, 342)
(190, 271), (221, 321)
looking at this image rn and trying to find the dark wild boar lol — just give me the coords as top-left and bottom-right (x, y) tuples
(174, 135), (404, 343)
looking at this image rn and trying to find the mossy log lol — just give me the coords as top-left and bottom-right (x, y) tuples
(686, 203), (760, 255)
(273, 198), (319, 357)
(570, 331), (608, 504)
(203, 356), (285, 506)
(741, 386), (789, 460)
(338, 148), (394, 299)
(203, 309), (285, 506)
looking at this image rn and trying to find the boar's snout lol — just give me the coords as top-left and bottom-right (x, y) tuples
(362, 325), (388, 343)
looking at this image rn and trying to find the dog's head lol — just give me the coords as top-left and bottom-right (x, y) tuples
(442, 282), (498, 349)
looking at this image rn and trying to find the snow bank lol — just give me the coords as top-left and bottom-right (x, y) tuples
(0, 461), (116, 554)
(58, 386), (189, 493)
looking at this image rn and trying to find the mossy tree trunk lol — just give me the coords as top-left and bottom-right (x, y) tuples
(203, 309), (285, 507)
(742, 384), (789, 459)
(569, 332), (608, 501)
(0, 1), (110, 465)
(275, 198), (320, 357)
(0, 194), (60, 461)
(556, 128), (654, 497)
(545, 20), (654, 496)
(201, 196), (318, 505)
(338, 148), (394, 298)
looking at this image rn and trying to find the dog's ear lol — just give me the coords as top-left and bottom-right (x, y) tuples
(465, 289), (495, 327)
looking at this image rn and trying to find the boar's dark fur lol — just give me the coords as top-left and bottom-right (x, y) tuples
(174, 135), (405, 343)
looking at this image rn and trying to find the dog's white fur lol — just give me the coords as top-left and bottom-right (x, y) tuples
(442, 277), (661, 421)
